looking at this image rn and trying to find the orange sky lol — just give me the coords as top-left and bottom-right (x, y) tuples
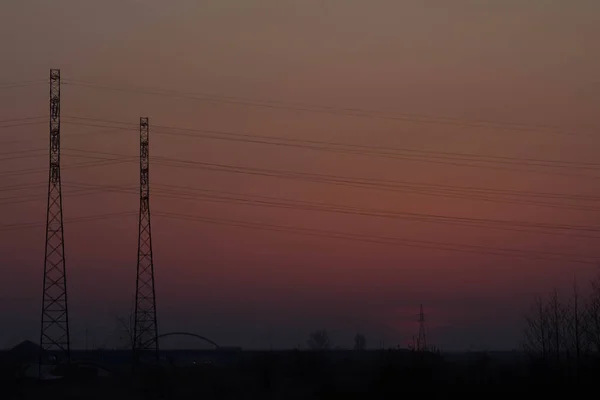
(0, 0), (599, 350)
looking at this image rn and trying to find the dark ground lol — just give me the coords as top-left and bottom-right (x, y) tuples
(0, 349), (597, 399)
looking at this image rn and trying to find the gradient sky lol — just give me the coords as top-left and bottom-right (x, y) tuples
(0, 0), (599, 351)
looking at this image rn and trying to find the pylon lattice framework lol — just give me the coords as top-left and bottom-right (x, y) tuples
(40, 69), (70, 365)
(417, 304), (427, 351)
(133, 117), (159, 362)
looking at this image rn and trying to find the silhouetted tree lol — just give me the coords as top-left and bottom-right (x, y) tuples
(524, 295), (550, 358)
(307, 329), (331, 350)
(585, 274), (600, 352)
(548, 289), (562, 361)
(573, 280), (581, 362)
(525, 285), (592, 362)
(561, 280), (587, 362)
(354, 333), (366, 350)
(116, 314), (134, 349)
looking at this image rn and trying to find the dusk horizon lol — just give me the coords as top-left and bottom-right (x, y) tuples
(2, 0), (600, 358)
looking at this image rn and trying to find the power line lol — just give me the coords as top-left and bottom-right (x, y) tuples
(55, 118), (600, 183)
(2, 187), (595, 263)
(0, 116), (47, 124)
(0, 190), (47, 203)
(59, 118), (600, 177)
(0, 150), (47, 162)
(0, 181), (46, 192)
(0, 187), (111, 206)
(0, 157), (134, 178)
(151, 186), (600, 233)
(151, 211), (598, 265)
(0, 80), (46, 89)
(0, 148), (47, 157)
(2, 187), (595, 264)
(0, 145), (599, 220)
(152, 159), (600, 211)
(61, 79), (580, 137)
(152, 161), (600, 211)
(0, 137), (47, 146)
(0, 121), (47, 130)
(64, 180), (600, 232)
(146, 133), (600, 180)
(0, 211), (137, 232)
(58, 148), (600, 212)
(149, 127), (600, 170)
(0, 123), (120, 146)
(0, 117), (49, 145)
(58, 181), (600, 239)
(8, 177), (597, 242)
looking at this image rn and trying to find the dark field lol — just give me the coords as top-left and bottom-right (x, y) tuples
(0, 349), (596, 399)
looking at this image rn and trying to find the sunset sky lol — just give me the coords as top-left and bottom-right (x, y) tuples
(0, 0), (599, 351)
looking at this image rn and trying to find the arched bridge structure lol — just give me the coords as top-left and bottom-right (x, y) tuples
(155, 332), (220, 349)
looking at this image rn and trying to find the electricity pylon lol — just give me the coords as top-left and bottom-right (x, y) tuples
(416, 304), (427, 352)
(39, 69), (70, 374)
(132, 117), (159, 366)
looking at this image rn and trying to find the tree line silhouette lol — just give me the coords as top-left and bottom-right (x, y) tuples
(523, 272), (600, 367)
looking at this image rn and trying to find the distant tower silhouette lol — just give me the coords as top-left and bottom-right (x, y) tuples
(416, 304), (427, 351)
(133, 117), (159, 365)
(39, 69), (71, 372)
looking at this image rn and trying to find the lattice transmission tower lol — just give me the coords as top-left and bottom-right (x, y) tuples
(133, 117), (159, 365)
(416, 304), (427, 352)
(39, 69), (71, 369)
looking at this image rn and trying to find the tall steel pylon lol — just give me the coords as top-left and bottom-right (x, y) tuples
(416, 304), (427, 352)
(133, 117), (159, 365)
(39, 69), (70, 370)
